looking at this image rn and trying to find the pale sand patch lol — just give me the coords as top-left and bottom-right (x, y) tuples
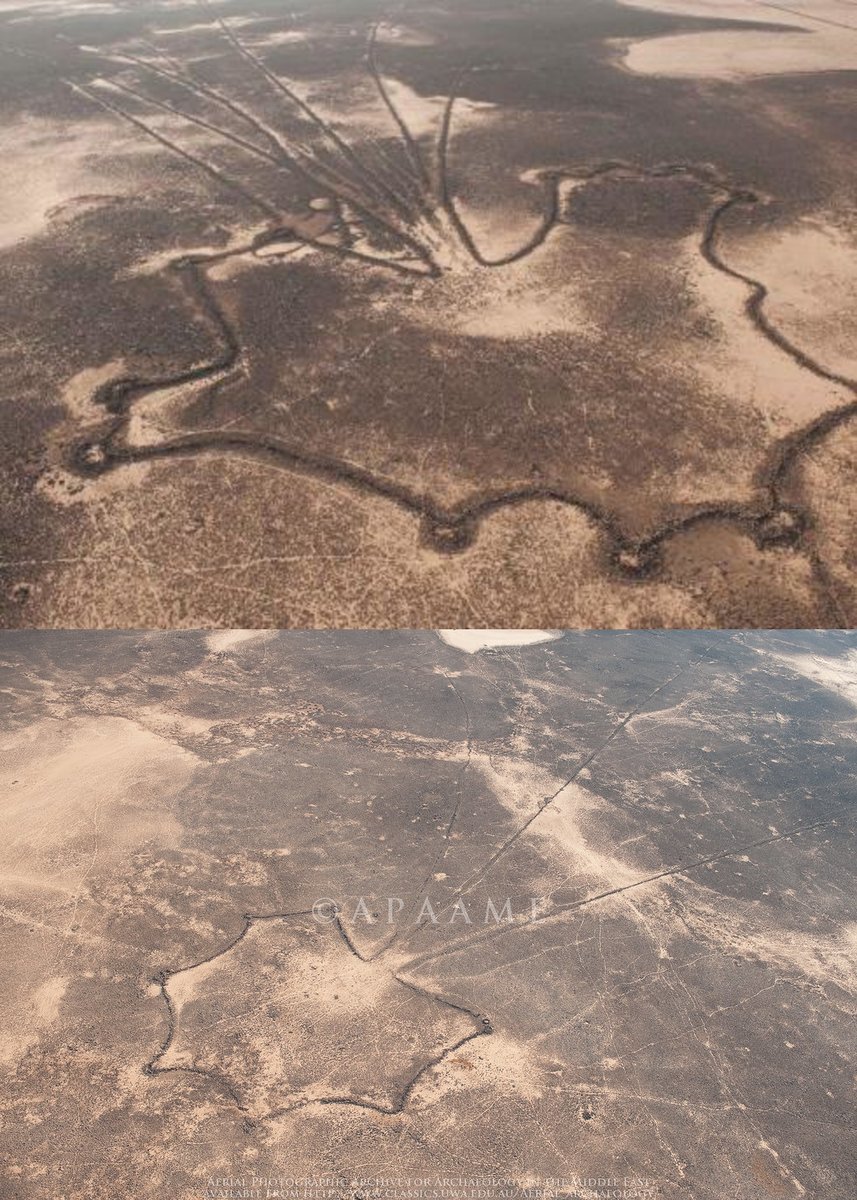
(307, 68), (495, 150)
(126, 703), (222, 742)
(438, 630), (562, 653)
(58, 360), (128, 423)
(413, 225), (595, 338)
(470, 752), (564, 819)
(535, 780), (645, 890)
(128, 210), (333, 280)
(472, 758), (644, 891)
(678, 879), (857, 998)
(680, 230), (853, 428)
(246, 29), (309, 48)
(374, 23), (436, 48)
(32, 974), (68, 1025)
(266, 928), (394, 1018)
(452, 196), (544, 267)
(38, 363), (155, 508)
(616, 0), (857, 79)
(3, 0), (119, 15)
(206, 629), (276, 654)
(164, 953), (224, 1013)
(761, 646), (857, 707)
(0, 716), (195, 895)
(122, 376), (225, 448)
(0, 975), (70, 1069)
(155, 21), (222, 36)
(371, 77), (445, 139)
(38, 459), (153, 508)
(126, 226), (268, 279)
(0, 115), (134, 249)
(365, 222), (594, 339)
(626, 698), (707, 730)
(724, 219), (857, 381)
(414, 1027), (547, 1104)
(448, 175), (583, 271)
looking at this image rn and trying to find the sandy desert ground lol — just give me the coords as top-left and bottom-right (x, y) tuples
(0, 629), (855, 1197)
(0, 0), (854, 626)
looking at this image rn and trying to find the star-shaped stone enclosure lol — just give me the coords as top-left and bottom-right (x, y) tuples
(147, 913), (485, 1119)
(58, 13), (855, 563)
